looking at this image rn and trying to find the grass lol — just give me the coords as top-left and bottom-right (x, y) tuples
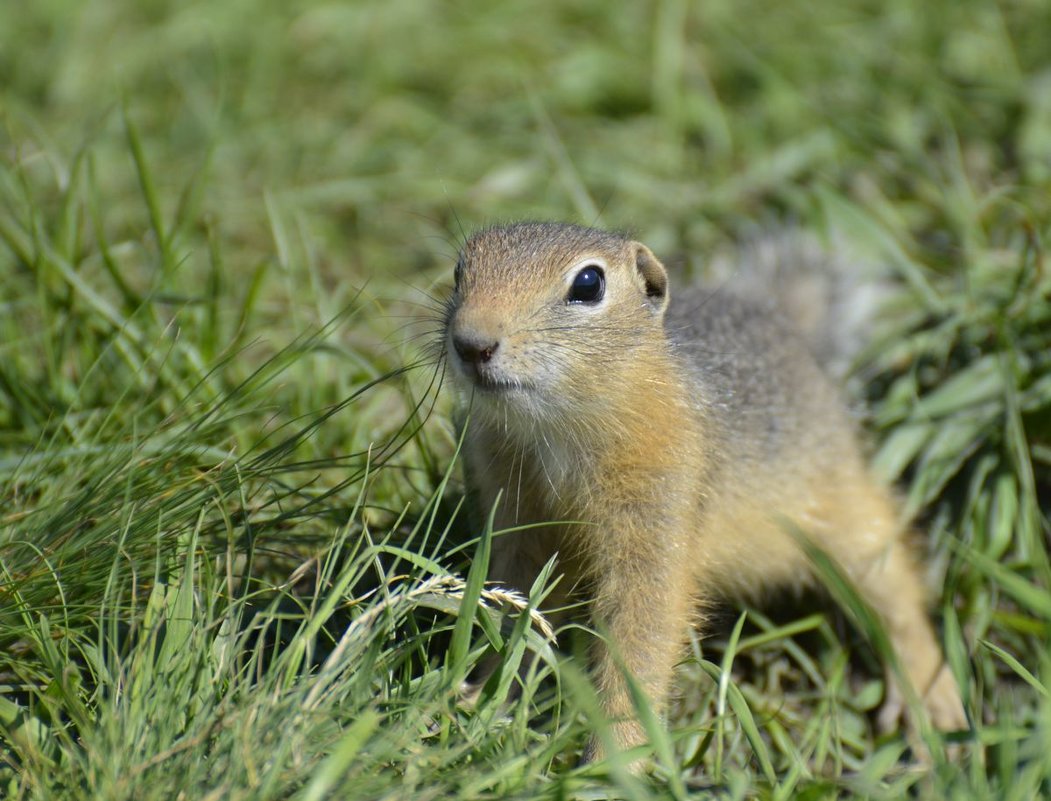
(1, 0), (1050, 797)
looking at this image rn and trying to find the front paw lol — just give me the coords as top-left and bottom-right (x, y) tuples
(922, 662), (967, 732)
(878, 662), (967, 746)
(581, 720), (650, 772)
(457, 678), (484, 710)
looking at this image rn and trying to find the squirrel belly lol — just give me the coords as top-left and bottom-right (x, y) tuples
(442, 221), (966, 766)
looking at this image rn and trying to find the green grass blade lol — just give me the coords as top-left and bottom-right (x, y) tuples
(447, 489), (497, 680)
(298, 710), (381, 801)
(979, 640), (1049, 699)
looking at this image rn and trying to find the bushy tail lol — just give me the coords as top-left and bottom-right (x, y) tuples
(707, 230), (890, 379)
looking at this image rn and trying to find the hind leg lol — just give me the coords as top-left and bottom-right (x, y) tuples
(819, 484), (967, 733)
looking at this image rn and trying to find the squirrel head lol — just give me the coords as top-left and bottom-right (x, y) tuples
(443, 222), (671, 424)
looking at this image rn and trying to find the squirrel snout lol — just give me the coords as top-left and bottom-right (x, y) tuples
(452, 333), (500, 366)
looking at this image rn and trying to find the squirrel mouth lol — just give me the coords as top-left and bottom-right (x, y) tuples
(455, 363), (527, 394)
(471, 372), (524, 393)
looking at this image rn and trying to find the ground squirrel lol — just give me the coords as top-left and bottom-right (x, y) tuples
(442, 221), (966, 763)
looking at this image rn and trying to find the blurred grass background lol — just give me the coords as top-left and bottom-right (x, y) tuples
(2, 0), (1050, 798)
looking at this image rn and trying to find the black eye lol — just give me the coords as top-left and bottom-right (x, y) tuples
(567, 265), (605, 304)
(454, 258), (464, 290)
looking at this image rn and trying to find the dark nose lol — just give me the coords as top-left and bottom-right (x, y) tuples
(453, 333), (499, 365)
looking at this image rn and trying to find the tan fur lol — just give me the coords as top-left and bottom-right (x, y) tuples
(443, 222), (966, 765)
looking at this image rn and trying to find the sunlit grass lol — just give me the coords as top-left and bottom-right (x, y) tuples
(2, 0), (1050, 798)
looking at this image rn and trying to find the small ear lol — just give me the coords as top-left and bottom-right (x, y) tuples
(633, 243), (669, 314)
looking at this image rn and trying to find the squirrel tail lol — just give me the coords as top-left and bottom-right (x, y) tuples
(708, 230), (890, 380)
